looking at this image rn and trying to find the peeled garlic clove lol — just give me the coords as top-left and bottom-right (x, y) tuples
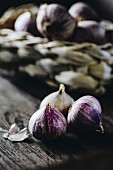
(28, 104), (67, 141)
(36, 4), (76, 40)
(67, 95), (103, 133)
(40, 84), (74, 117)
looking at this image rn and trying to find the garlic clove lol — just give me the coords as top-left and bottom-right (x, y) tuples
(67, 95), (103, 133)
(28, 104), (67, 141)
(39, 84), (74, 117)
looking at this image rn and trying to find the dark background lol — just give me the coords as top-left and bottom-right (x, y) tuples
(0, 0), (113, 21)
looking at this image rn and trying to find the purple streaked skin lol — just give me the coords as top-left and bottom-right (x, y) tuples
(33, 106), (67, 141)
(67, 96), (103, 132)
(80, 103), (101, 123)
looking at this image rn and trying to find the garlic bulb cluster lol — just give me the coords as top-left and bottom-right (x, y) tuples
(28, 104), (67, 141)
(28, 85), (104, 141)
(67, 95), (104, 133)
(36, 4), (76, 40)
(40, 84), (74, 117)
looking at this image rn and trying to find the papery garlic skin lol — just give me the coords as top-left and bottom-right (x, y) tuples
(40, 84), (74, 117)
(36, 4), (76, 40)
(28, 105), (67, 141)
(67, 95), (103, 132)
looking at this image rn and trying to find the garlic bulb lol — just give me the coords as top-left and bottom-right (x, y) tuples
(67, 95), (104, 133)
(36, 4), (76, 40)
(28, 104), (67, 141)
(73, 21), (106, 44)
(40, 84), (74, 117)
(14, 11), (41, 36)
(69, 2), (99, 22)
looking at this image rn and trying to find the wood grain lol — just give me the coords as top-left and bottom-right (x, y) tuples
(0, 76), (113, 170)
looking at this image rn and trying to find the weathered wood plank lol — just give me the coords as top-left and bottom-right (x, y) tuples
(0, 76), (113, 170)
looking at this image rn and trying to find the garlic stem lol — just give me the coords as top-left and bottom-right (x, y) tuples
(46, 103), (51, 109)
(59, 84), (65, 94)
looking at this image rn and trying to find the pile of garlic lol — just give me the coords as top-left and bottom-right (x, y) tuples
(28, 84), (104, 141)
(0, 3), (113, 93)
(0, 84), (104, 142)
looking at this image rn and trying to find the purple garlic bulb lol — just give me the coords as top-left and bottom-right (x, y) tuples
(69, 2), (99, 22)
(14, 11), (41, 36)
(36, 4), (76, 40)
(67, 95), (104, 133)
(39, 84), (74, 117)
(72, 20), (106, 44)
(28, 104), (67, 141)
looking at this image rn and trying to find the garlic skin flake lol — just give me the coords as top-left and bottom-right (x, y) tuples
(3, 123), (20, 138)
(40, 84), (74, 116)
(0, 123), (29, 142)
(8, 128), (29, 142)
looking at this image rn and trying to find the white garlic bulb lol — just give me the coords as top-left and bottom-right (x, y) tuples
(40, 84), (74, 117)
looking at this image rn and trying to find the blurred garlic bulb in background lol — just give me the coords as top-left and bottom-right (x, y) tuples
(36, 4), (76, 40)
(15, 11), (41, 36)
(71, 20), (106, 44)
(69, 2), (99, 22)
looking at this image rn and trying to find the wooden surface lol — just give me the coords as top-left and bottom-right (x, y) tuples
(0, 76), (113, 170)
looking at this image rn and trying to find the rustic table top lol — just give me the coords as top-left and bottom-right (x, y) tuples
(0, 75), (113, 170)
